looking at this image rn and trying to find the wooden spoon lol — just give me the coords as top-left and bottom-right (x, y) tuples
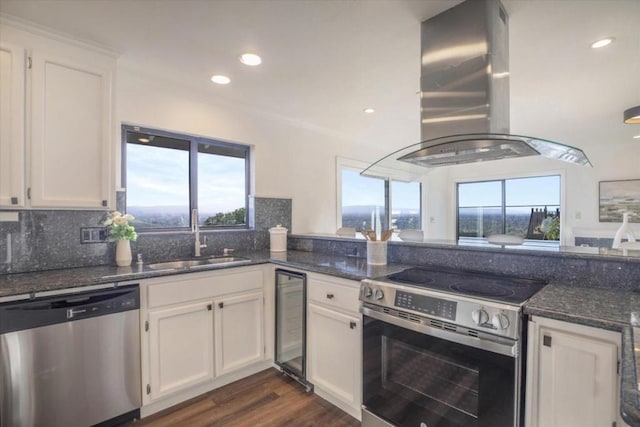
(381, 229), (393, 241)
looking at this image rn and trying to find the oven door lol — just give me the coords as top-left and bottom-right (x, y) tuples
(362, 308), (521, 427)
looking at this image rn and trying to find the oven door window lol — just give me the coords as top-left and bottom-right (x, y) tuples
(363, 316), (517, 427)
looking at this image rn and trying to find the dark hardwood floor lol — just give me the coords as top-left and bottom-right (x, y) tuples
(128, 368), (361, 427)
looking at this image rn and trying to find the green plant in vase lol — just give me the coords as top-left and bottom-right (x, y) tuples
(103, 211), (137, 266)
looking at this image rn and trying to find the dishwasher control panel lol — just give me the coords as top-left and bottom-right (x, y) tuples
(0, 285), (140, 334)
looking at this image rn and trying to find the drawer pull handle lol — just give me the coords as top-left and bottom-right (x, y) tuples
(219, 302), (224, 309)
(326, 293), (334, 300)
(349, 321), (357, 329)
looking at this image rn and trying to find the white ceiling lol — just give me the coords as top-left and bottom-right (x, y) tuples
(1, 0), (639, 154)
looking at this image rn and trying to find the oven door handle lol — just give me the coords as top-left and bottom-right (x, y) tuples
(361, 306), (519, 358)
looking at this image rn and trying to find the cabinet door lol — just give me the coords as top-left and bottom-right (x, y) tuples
(0, 41), (25, 208)
(214, 291), (264, 376)
(307, 303), (361, 411)
(148, 301), (214, 401)
(533, 325), (618, 427)
(276, 280), (304, 368)
(29, 49), (112, 209)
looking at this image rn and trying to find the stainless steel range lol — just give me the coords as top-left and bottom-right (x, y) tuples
(360, 266), (546, 427)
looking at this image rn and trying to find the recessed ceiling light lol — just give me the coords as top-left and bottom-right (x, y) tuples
(239, 53), (262, 66)
(624, 105), (640, 124)
(590, 37), (614, 49)
(633, 135), (640, 139)
(363, 108), (375, 114)
(137, 135), (154, 143)
(211, 75), (231, 85)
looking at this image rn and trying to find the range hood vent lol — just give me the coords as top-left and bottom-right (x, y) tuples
(363, 0), (591, 179)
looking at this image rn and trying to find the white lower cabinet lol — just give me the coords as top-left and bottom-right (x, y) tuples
(148, 301), (214, 400)
(138, 266), (271, 416)
(525, 316), (627, 427)
(306, 273), (362, 420)
(214, 291), (264, 376)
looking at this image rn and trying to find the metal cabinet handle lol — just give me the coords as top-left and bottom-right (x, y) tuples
(326, 293), (334, 300)
(349, 321), (357, 329)
(219, 302), (224, 309)
(207, 304), (212, 311)
(66, 308), (87, 319)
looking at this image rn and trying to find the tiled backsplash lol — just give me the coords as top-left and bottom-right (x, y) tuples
(0, 197), (291, 274)
(288, 235), (640, 291)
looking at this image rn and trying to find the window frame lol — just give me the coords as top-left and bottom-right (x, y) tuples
(336, 158), (423, 232)
(121, 124), (251, 232)
(455, 173), (563, 243)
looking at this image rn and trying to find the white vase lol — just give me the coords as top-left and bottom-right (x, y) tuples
(115, 240), (132, 267)
(612, 212), (637, 249)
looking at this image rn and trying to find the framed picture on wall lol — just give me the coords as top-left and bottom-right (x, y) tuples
(599, 179), (640, 223)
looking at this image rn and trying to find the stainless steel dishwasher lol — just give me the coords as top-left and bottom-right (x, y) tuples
(0, 284), (141, 427)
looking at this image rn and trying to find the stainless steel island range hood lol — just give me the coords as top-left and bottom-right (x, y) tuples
(363, 0), (591, 179)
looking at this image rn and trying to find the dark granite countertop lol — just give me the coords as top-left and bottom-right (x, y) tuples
(621, 327), (640, 427)
(524, 284), (640, 332)
(0, 250), (408, 299)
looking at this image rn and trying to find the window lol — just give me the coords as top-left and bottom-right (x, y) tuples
(340, 168), (422, 233)
(123, 125), (249, 230)
(457, 175), (561, 241)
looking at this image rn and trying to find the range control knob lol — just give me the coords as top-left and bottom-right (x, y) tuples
(373, 289), (384, 300)
(363, 287), (373, 298)
(471, 309), (489, 325)
(491, 313), (510, 330)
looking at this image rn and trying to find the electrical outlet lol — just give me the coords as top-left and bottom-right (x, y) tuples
(575, 211), (582, 220)
(80, 227), (108, 243)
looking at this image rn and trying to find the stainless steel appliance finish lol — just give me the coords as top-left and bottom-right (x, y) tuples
(362, 0), (591, 178)
(360, 267), (545, 427)
(275, 269), (313, 392)
(0, 285), (141, 427)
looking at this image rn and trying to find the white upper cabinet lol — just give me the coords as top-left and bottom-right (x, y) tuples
(0, 20), (116, 209)
(29, 49), (113, 208)
(0, 40), (26, 207)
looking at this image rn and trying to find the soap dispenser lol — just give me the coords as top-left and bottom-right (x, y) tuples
(612, 212), (637, 249)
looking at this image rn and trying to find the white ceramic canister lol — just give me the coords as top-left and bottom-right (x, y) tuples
(366, 240), (387, 265)
(269, 224), (288, 252)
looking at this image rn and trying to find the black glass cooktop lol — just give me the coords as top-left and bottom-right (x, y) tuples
(386, 266), (547, 305)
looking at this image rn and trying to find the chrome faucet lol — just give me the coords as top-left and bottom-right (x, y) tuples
(191, 209), (207, 257)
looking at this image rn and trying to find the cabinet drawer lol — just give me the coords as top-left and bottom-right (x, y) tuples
(148, 268), (263, 308)
(308, 276), (360, 314)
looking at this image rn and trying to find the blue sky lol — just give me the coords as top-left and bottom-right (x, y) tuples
(459, 175), (560, 207)
(126, 144), (245, 214)
(341, 169), (420, 211)
(342, 170), (559, 214)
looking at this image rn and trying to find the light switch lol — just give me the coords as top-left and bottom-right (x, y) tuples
(80, 227), (108, 243)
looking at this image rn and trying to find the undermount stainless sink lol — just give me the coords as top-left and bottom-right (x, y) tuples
(148, 256), (251, 270)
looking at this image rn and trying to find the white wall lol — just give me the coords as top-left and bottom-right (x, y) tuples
(422, 144), (640, 244)
(116, 67), (384, 234)
(116, 66), (640, 242)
